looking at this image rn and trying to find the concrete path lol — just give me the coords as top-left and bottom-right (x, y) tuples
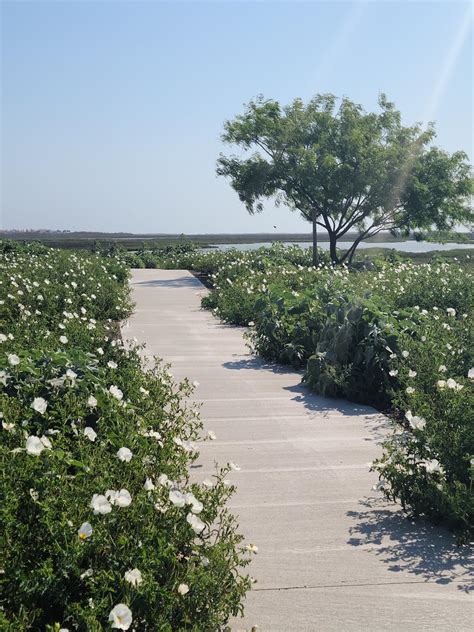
(123, 269), (473, 631)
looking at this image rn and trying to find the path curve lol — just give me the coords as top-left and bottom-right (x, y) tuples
(123, 269), (472, 631)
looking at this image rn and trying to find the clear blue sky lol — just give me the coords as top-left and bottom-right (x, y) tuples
(1, 0), (472, 234)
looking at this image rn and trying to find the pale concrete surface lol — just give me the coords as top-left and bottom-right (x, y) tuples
(123, 269), (473, 631)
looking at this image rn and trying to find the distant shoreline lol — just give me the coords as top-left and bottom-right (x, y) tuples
(1, 230), (473, 250)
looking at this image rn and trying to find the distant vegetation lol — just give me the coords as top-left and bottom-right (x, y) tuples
(1, 229), (472, 252)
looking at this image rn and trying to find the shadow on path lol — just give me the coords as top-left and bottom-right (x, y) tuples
(283, 381), (378, 417)
(283, 383), (391, 441)
(223, 357), (385, 420)
(134, 277), (203, 289)
(222, 356), (299, 376)
(347, 497), (473, 592)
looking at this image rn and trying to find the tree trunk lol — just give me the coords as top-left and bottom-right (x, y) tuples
(312, 209), (318, 266)
(347, 246), (358, 265)
(340, 231), (370, 264)
(328, 232), (339, 265)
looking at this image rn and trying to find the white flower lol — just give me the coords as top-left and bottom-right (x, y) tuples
(438, 365), (447, 373)
(408, 370), (417, 378)
(117, 447), (133, 462)
(144, 478), (155, 491)
(87, 395), (98, 408)
(66, 369), (77, 380)
(143, 430), (161, 440)
(78, 522), (93, 540)
(424, 459), (441, 474)
(91, 494), (112, 514)
(184, 492), (203, 514)
(84, 427), (97, 442)
(48, 376), (66, 388)
(114, 489), (132, 507)
(80, 568), (94, 579)
(108, 603), (133, 630)
(7, 354), (20, 366)
(0, 333), (7, 343)
(402, 350), (410, 358)
(29, 488), (39, 501)
(245, 543), (259, 554)
(97, 347), (104, 355)
(207, 430), (216, 440)
(139, 386), (149, 396)
(177, 583), (189, 595)
(59, 335), (68, 344)
(169, 489), (186, 507)
(186, 512), (205, 533)
(124, 568), (143, 587)
(2, 421), (15, 431)
(446, 378), (463, 391)
(446, 307), (456, 317)
(158, 473), (170, 486)
(437, 380), (446, 388)
(40, 435), (52, 450)
(405, 387), (415, 394)
(107, 361), (118, 369)
(31, 397), (47, 414)
(105, 489), (117, 502)
(468, 368), (474, 379)
(109, 385), (123, 401)
(409, 416), (426, 431)
(26, 435), (47, 456)
(388, 370), (398, 377)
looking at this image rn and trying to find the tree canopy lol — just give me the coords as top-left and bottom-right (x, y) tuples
(217, 94), (473, 264)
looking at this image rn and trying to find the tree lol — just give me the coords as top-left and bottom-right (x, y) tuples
(217, 94), (472, 264)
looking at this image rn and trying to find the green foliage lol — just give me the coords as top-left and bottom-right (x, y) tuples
(0, 245), (250, 630)
(217, 94), (473, 264)
(304, 296), (406, 406)
(372, 314), (473, 541)
(250, 292), (323, 368)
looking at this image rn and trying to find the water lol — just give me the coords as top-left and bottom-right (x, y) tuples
(208, 240), (473, 253)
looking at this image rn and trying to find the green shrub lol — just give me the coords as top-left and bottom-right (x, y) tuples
(372, 313), (474, 541)
(249, 292), (323, 368)
(304, 296), (414, 407)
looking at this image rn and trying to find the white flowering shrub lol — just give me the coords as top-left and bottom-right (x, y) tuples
(0, 243), (250, 630)
(372, 313), (473, 542)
